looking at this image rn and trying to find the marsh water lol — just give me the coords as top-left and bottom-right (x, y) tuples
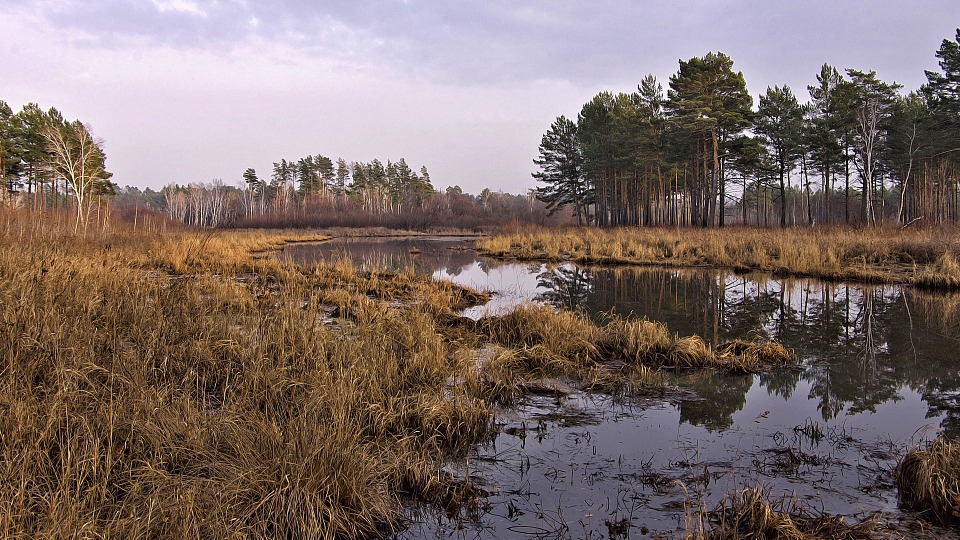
(280, 237), (960, 538)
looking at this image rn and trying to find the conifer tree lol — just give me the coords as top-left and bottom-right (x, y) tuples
(533, 115), (587, 224)
(755, 85), (804, 227)
(666, 52), (753, 227)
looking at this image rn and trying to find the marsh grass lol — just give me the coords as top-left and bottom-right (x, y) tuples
(701, 486), (883, 539)
(0, 213), (496, 538)
(896, 435), (960, 525)
(475, 305), (796, 398)
(0, 211), (801, 538)
(478, 226), (960, 289)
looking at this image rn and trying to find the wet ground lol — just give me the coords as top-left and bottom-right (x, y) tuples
(280, 237), (960, 538)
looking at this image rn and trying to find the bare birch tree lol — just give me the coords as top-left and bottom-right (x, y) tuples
(41, 120), (111, 233)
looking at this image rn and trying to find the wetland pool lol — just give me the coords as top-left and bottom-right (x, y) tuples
(280, 236), (960, 538)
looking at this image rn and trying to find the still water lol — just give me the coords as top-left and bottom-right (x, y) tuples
(280, 237), (960, 538)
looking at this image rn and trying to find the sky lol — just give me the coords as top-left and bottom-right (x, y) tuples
(1, 1), (957, 195)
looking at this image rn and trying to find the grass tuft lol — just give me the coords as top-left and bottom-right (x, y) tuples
(704, 486), (882, 539)
(896, 435), (960, 525)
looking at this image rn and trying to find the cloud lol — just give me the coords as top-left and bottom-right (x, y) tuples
(150, 0), (208, 17)
(7, 0), (958, 91)
(0, 1), (733, 85)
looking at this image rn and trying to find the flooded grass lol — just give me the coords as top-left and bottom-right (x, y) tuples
(477, 226), (960, 290)
(477, 305), (797, 382)
(704, 486), (886, 539)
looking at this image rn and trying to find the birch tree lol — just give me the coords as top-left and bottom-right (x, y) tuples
(846, 69), (899, 226)
(41, 119), (112, 233)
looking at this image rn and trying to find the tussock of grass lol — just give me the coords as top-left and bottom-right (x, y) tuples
(478, 304), (601, 371)
(705, 486), (882, 539)
(600, 318), (797, 374)
(475, 305), (795, 392)
(715, 339), (798, 374)
(478, 226), (960, 290)
(896, 435), (960, 525)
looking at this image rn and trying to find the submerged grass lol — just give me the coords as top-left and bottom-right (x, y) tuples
(699, 486), (884, 539)
(896, 435), (960, 525)
(477, 226), (960, 290)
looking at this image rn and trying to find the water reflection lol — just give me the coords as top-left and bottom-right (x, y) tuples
(534, 264), (592, 311)
(278, 235), (481, 276)
(539, 265), (960, 435)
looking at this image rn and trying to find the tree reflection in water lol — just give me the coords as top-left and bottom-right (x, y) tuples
(533, 264), (591, 311)
(533, 264), (960, 435)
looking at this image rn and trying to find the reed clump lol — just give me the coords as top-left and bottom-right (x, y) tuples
(896, 435), (960, 525)
(703, 486), (882, 539)
(477, 226), (960, 290)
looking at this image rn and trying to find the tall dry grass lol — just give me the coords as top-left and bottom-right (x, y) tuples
(896, 435), (960, 525)
(0, 212), (494, 538)
(478, 226), (960, 289)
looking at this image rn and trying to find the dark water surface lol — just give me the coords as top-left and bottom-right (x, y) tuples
(281, 237), (960, 538)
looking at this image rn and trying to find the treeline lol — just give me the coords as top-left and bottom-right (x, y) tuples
(535, 29), (960, 227)
(233, 156), (435, 219)
(0, 101), (115, 231)
(154, 153), (563, 229)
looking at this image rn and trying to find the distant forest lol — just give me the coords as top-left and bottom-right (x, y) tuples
(156, 156), (561, 229)
(534, 29), (960, 227)
(0, 106), (564, 229)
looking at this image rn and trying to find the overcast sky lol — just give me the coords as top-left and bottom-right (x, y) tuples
(2, 1), (957, 194)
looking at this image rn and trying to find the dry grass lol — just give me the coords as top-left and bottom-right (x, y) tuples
(896, 435), (960, 525)
(475, 305), (796, 395)
(477, 226), (960, 289)
(715, 339), (798, 374)
(0, 211), (494, 539)
(699, 486), (884, 539)
(0, 210), (802, 538)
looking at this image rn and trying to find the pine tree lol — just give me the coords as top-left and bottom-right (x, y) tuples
(666, 52), (753, 227)
(0, 101), (23, 201)
(242, 167), (261, 216)
(533, 115), (587, 224)
(755, 85), (804, 227)
(807, 64), (846, 223)
(924, 29), (960, 154)
(334, 158), (350, 199)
